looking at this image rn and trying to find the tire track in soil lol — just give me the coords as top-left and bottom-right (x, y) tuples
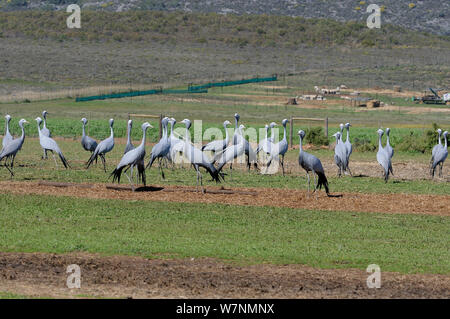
(0, 181), (449, 216)
(0, 252), (448, 299)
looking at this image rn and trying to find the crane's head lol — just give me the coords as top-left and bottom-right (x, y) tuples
(282, 119), (288, 127)
(269, 122), (277, 128)
(109, 118), (114, 127)
(18, 119), (28, 127)
(42, 110), (48, 119)
(223, 120), (231, 127)
(170, 117), (176, 125)
(234, 113), (240, 121)
(35, 117), (42, 125)
(443, 131), (448, 138)
(386, 127), (391, 135)
(5, 114), (11, 122)
(437, 128), (442, 135)
(81, 118), (87, 124)
(339, 123), (344, 132)
(239, 124), (245, 132)
(332, 131), (341, 140)
(377, 129), (384, 136)
(127, 119), (133, 127)
(345, 123), (351, 129)
(142, 122), (152, 131)
(161, 117), (169, 127)
(298, 130), (305, 139)
(181, 119), (191, 129)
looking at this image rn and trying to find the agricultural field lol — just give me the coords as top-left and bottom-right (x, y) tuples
(0, 81), (449, 299)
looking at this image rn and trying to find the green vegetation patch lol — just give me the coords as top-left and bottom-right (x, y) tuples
(0, 193), (448, 274)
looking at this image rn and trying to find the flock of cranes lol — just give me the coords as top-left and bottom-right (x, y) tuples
(0, 111), (448, 194)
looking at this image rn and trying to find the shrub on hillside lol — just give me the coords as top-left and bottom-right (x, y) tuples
(305, 127), (329, 146)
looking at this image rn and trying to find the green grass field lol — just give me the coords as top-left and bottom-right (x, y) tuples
(0, 193), (448, 275)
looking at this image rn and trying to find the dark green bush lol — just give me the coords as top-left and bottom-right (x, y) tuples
(353, 137), (377, 152)
(305, 127), (329, 146)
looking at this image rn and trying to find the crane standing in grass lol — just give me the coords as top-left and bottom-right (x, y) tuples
(430, 128), (443, 173)
(232, 113), (258, 171)
(86, 119), (114, 172)
(344, 123), (353, 176)
(81, 118), (98, 159)
(266, 119), (289, 176)
(147, 117), (171, 179)
(179, 119), (223, 193)
(202, 120), (231, 163)
(385, 127), (394, 175)
(333, 131), (347, 177)
(297, 129), (329, 195)
(40, 110), (51, 160)
(0, 119), (28, 177)
(36, 117), (69, 169)
(1, 114), (13, 166)
(111, 122), (152, 190)
(430, 130), (448, 178)
(376, 129), (391, 182)
(215, 124), (246, 180)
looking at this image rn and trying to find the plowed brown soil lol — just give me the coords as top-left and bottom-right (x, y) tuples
(0, 181), (448, 216)
(0, 252), (448, 299)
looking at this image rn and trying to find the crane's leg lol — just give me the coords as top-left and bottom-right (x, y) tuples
(281, 155), (285, 176)
(42, 149), (47, 160)
(5, 164), (14, 178)
(10, 154), (16, 169)
(194, 164), (200, 193)
(51, 151), (58, 168)
(130, 165), (135, 191)
(347, 165), (353, 177)
(158, 158), (166, 180)
(306, 172), (310, 193)
(100, 154), (106, 172)
(313, 172), (317, 192)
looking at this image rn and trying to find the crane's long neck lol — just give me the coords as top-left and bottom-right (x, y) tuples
(127, 124), (132, 144)
(110, 124), (114, 138)
(444, 134), (448, 149)
(282, 124), (287, 142)
(140, 127), (148, 147)
(299, 137), (303, 153)
(438, 131), (442, 145)
(43, 116), (47, 129)
(346, 127), (350, 142)
(224, 124), (229, 143)
(163, 122), (168, 139)
(185, 126), (190, 143)
(169, 122), (174, 138)
(36, 122), (42, 137)
(378, 133), (383, 150)
(20, 123), (25, 141)
(82, 123), (86, 137)
(386, 132), (390, 146)
(234, 117), (239, 130)
(6, 118), (10, 135)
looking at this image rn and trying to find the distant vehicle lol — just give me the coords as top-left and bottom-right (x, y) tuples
(413, 88), (446, 105)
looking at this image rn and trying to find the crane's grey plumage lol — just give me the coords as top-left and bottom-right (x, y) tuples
(86, 118), (114, 172)
(266, 119), (289, 175)
(344, 122), (353, 176)
(2, 114), (13, 149)
(36, 117), (69, 168)
(1, 114), (13, 166)
(385, 127), (394, 175)
(202, 120), (231, 163)
(297, 130), (329, 195)
(146, 117), (171, 179)
(430, 129), (443, 174)
(111, 122), (152, 190)
(376, 129), (391, 182)
(0, 119), (28, 177)
(232, 113), (258, 171)
(215, 124), (246, 180)
(266, 122), (277, 144)
(167, 118), (183, 165)
(81, 118), (98, 153)
(39, 110), (52, 159)
(333, 131), (348, 177)
(179, 119), (223, 193)
(430, 130), (448, 178)
(124, 119), (135, 154)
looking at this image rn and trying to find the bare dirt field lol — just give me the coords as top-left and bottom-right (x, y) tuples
(0, 181), (448, 216)
(0, 252), (448, 299)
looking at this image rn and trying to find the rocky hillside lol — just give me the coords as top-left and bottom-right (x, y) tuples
(0, 0), (448, 35)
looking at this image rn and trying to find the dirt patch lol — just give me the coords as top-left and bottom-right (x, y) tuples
(0, 181), (448, 216)
(0, 252), (448, 299)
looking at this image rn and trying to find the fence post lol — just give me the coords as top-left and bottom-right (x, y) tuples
(289, 117), (293, 148)
(325, 117), (328, 138)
